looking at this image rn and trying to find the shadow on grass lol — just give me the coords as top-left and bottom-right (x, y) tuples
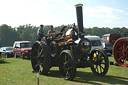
(47, 70), (61, 78)
(47, 70), (128, 85)
(74, 71), (128, 85)
(0, 58), (10, 64)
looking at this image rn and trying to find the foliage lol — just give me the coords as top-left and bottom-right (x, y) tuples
(0, 24), (128, 47)
(0, 24), (20, 47)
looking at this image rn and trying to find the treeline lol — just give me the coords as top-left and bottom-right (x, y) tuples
(0, 24), (128, 47)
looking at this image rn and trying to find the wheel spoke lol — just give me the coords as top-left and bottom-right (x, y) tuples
(99, 65), (102, 73)
(67, 58), (71, 63)
(33, 56), (37, 58)
(65, 54), (68, 62)
(118, 56), (124, 61)
(66, 68), (70, 76)
(99, 65), (105, 70)
(94, 65), (98, 73)
(64, 67), (67, 73)
(38, 44), (41, 52)
(34, 47), (38, 52)
(35, 64), (39, 68)
(123, 42), (125, 49)
(100, 59), (105, 64)
(96, 65), (99, 73)
(101, 62), (105, 64)
(126, 45), (128, 50)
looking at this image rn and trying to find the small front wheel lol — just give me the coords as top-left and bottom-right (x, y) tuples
(59, 50), (76, 80)
(90, 49), (109, 76)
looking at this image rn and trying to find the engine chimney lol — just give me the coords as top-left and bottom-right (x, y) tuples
(75, 4), (84, 37)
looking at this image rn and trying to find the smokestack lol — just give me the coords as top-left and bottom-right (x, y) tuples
(75, 4), (84, 34)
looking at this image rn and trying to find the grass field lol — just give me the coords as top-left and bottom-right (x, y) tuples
(0, 57), (128, 85)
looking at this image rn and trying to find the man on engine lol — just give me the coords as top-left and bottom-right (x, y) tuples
(47, 25), (56, 38)
(37, 24), (44, 41)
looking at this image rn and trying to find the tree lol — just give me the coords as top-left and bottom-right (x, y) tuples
(84, 28), (92, 35)
(0, 24), (20, 47)
(112, 27), (121, 34)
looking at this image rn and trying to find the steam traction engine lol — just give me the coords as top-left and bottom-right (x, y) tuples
(31, 4), (109, 80)
(113, 33), (128, 67)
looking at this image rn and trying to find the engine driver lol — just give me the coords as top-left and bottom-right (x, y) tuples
(37, 24), (45, 41)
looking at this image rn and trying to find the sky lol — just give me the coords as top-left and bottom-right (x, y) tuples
(0, 0), (128, 28)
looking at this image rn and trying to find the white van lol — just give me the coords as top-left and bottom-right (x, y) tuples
(84, 35), (103, 52)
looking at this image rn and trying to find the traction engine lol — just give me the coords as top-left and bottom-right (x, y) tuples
(31, 4), (109, 80)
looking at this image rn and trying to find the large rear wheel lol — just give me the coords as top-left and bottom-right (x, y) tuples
(31, 41), (51, 75)
(59, 50), (76, 80)
(90, 49), (109, 76)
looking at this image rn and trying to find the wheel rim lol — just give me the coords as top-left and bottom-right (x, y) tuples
(31, 42), (44, 72)
(113, 38), (128, 67)
(91, 49), (109, 76)
(59, 50), (76, 80)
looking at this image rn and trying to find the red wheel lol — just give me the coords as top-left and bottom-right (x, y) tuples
(113, 37), (128, 67)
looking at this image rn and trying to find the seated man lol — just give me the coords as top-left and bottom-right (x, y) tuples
(47, 25), (56, 38)
(37, 24), (45, 41)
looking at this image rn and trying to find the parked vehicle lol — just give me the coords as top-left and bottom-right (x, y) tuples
(102, 34), (121, 45)
(102, 43), (113, 56)
(0, 46), (13, 58)
(13, 41), (32, 59)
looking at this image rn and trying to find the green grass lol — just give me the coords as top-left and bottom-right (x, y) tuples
(0, 57), (128, 85)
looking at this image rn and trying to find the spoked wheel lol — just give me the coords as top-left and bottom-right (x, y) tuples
(59, 50), (76, 80)
(31, 41), (51, 75)
(90, 49), (109, 76)
(113, 38), (128, 67)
